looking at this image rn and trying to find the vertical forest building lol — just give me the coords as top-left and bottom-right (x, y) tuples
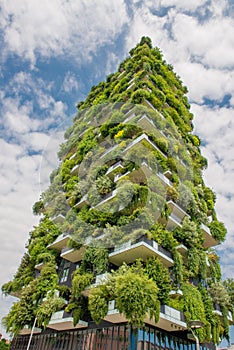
(2, 37), (232, 350)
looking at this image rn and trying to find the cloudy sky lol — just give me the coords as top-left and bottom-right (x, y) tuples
(0, 0), (234, 339)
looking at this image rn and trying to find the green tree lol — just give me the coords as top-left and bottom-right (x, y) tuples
(181, 283), (208, 341)
(32, 200), (45, 216)
(115, 269), (159, 326)
(209, 220), (227, 242)
(37, 296), (65, 328)
(223, 278), (234, 305)
(144, 256), (171, 303)
(88, 285), (109, 324)
(80, 246), (109, 274)
(0, 340), (10, 350)
(209, 282), (231, 308)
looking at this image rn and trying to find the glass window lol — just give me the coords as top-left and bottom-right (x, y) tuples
(60, 267), (69, 282)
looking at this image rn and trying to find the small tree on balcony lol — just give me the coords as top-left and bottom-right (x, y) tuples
(88, 262), (160, 327)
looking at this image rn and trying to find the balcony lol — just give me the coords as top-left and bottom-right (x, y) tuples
(109, 236), (173, 267)
(169, 290), (183, 298)
(19, 325), (42, 335)
(213, 304), (233, 324)
(47, 233), (70, 251)
(105, 301), (186, 332)
(100, 144), (118, 160)
(213, 306), (222, 317)
(167, 200), (188, 221)
(114, 161), (152, 184)
(74, 194), (88, 209)
(104, 300), (127, 323)
(34, 262), (46, 271)
(160, 201), (190, 231)
(82, 273), (108, 297)
(137, 114), (164, 138)
(95, 272), (108, 285)
(201, 223), (219, 248)
(175, 244), (188, 257)
(114, 171), (131, 183)
(92, 190), (118, 209)
(70, 164), (79, 175)
(123, 109), (136, 123)
(69, 153), (76, 161)
(117, 70), (126, 79)
(160, 212), (182, 231)
(51, 214), (65, 225)
(106, 161), (124, 178)
(126, 81), (135, 90)
(169, 214), (183, 230)
(228, 311), (233, 323)
(48, 310), (88, 331)
(115, 161), (172, 190)
(155, 305), (187, 332)
(164, 170), (172, 179)
(157, 172), (172, 188)
(144, 99), (157, 112)
(60, 245), (86, 263)
(124, 133), (166, 159)
(9, 290), (21, 298)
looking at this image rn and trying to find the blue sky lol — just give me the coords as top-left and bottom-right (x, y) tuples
(0, 0), (234, 341)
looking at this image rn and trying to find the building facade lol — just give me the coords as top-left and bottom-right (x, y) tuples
(2, 37), (232, 350)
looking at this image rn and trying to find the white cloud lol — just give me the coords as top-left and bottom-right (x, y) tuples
(39, 130), (64, 192)
(62, 72), (79, 94)
(1, 72), (68, 140)
(192, 103), (234, 279)
(0, 133), (61, 337)
(193, 104), (234, 172)
(176, 62), (234, 103)
(22, 132), (51, 153)
(0, 140), (42, 323)
(2, 97), (37, 134)
(0, 68), (68, 337)
(124, 5), (168, 51)
(0, 0), (129, 64)
(161, 0), (208, 11)
(171, 13), (234, 69)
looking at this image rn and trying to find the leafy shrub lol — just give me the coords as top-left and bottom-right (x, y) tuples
(115, 270), (159, 326)
(209, 220), (227, 242)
